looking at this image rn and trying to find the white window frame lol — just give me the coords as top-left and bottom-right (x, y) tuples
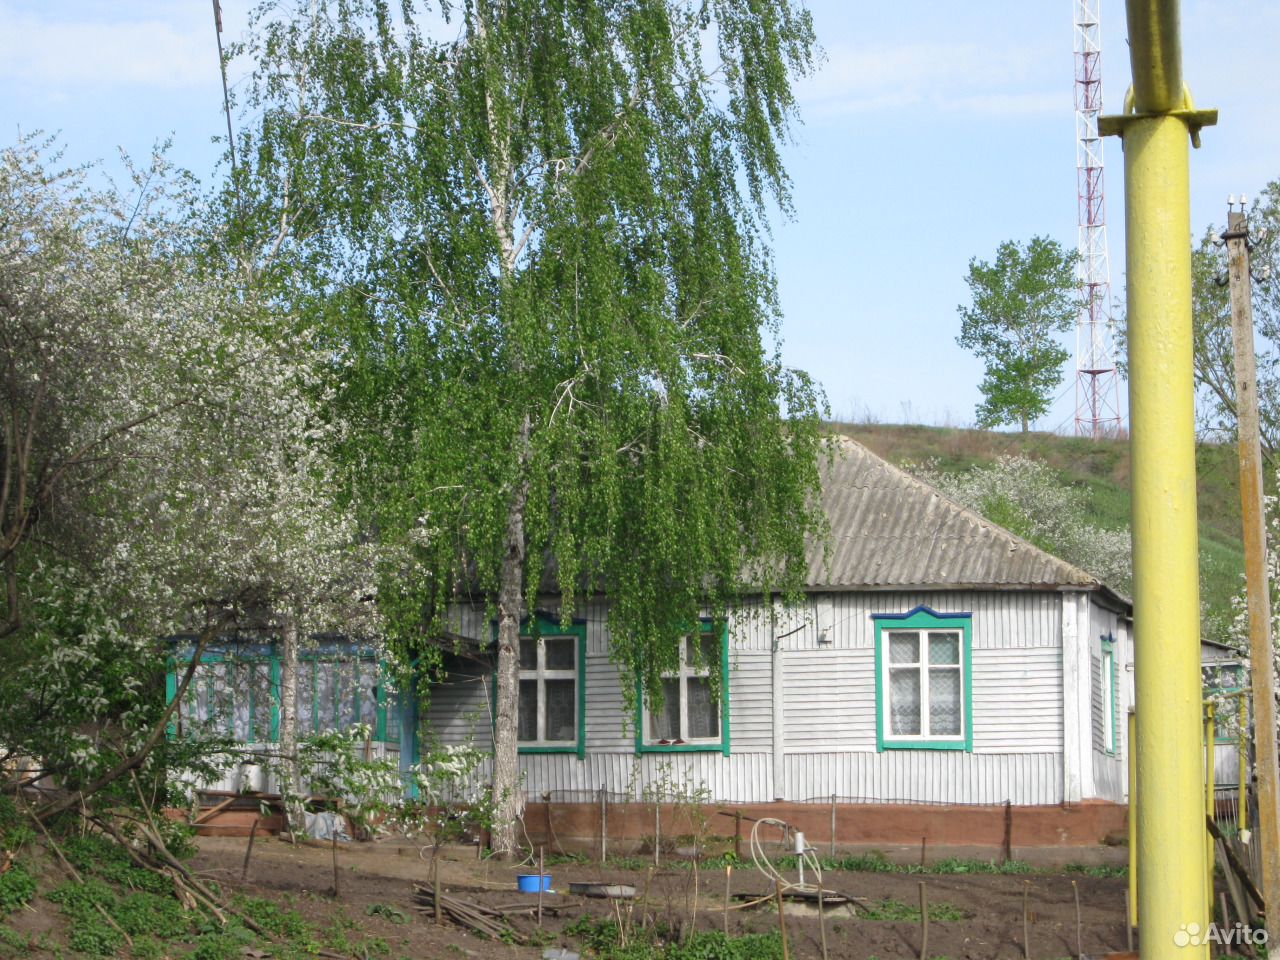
(1101, 641), (1117, 755)
(642, 632), (724, 747)
(878, 625), (968, 748)
(517, 634), (579, 748)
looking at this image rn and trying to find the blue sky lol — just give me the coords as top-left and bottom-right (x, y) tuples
(3, 1), (1277, 431)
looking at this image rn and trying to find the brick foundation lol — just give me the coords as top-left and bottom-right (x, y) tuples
(522, 799), (1128, 858)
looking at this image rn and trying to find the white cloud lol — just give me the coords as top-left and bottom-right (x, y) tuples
(800, 41), (1063, 118)
(0, 6), (212, 92)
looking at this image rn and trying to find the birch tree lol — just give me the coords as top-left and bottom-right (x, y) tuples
(229, 0), (828, 855)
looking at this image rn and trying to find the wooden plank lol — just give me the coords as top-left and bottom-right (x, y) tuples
(193, 797), (236, 824)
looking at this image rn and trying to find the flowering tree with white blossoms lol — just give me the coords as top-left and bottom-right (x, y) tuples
(914, 455), (1133, 595)
(0, 137), (381, 828)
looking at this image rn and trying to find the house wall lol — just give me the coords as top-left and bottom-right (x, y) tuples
(1088, 599), (1130, 803)
(428, 589), (1086, 808)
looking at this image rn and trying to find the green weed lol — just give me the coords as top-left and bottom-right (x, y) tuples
(858, 897), (969, 922)
(0, 924), (31, 953)
(0, 862), (36, 914)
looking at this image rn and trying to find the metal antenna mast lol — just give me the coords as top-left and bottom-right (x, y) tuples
(1073, 0), (1123, 437)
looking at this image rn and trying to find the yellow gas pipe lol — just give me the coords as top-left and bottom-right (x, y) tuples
(1098, 3), (1217, 956)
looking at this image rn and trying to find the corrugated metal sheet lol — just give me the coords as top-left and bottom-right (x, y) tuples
(808, 440), (1105, 593)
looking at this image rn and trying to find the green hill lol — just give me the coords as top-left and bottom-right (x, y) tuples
(828, 422), (1247, 641)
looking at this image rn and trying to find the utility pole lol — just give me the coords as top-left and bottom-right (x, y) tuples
(1099, 3), (1217, 953)
(1223, 199), (1280, 942)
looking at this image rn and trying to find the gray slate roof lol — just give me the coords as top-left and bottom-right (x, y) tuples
(807, 438), (1112, 596)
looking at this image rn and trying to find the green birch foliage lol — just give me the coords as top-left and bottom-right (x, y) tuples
(956, 236), (1080, 432)
(223, 0), (829, 698)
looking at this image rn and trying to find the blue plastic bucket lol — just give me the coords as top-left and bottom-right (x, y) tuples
(517, 873), (551, 894)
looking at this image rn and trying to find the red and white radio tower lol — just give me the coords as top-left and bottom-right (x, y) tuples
(1073, 0), (1123, 437)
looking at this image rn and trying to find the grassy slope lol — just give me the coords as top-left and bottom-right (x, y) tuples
(828, 422), (1247, 640)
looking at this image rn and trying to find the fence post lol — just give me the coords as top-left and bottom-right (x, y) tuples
(599, 783), (607, 864)
(1003, 800), (1013, 863)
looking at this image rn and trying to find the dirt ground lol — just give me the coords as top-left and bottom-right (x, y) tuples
(186, 834), (1135, 959)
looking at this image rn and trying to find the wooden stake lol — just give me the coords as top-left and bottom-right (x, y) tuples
(240, 818), (259, 883)
(330, 829), (340, 898)
(723, 865), (732, 935)
(773, 879), (790, 960)
(1072, 879), (1082, 959)
(734, 810), (742, 861)
(641, 866), (654, 930)
(1022, 882), (1031, 960)
(612, 893), (627, 948)
(1219, 892), (1232, 956)
(654, 801), (661, 866)
(537, 846), (544, 928)
(689, 856), (699, 940)
(600, 784), (608, 863)
(1003, 800), (1013, 863)
(817, 881), (829, 960)
(919, 835), (927, 868)
(433, 854), (442, 925)
(918, 881), (929, 960)
(830, 793), (837, 858)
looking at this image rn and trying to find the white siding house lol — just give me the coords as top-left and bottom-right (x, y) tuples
(426, 439), (1133, 816)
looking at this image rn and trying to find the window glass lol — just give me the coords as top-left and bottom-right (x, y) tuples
(231, 662), (253, 741)
(519, 637), (538, 670)
(385, 697), (401, 743)
(187, 663), (210, 730)
(649, 678), (682, 741)
(889, 633), (919, 663)
(251, 662), (273, 741)
(518, 679), (538, 741)
(335, 660), (357, 730)
(545, 636), (575, 670)
(928, 633), (960, 665)
(929, 668), (962, 735)
(544, 679), (576, 741)
(297, 662), (315, 735)
(696, 635), (719, 670)
(889, 668), (921, 735)
(686, 676), (719, 740)
(357, 661), (378, 728)
(315, 661), (338, 731)
(211, 662), (233, 735)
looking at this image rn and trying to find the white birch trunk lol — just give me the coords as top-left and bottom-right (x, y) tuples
(491, 415), (531, 857)
(278, 611), (305, 836)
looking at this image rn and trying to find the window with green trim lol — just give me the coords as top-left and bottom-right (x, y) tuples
(168, 644), (398, 745)
(872, 607), (972, 751)
(638, 623), (729, 754)
(174, 653), (276, 742)
(1101, 638), (1118, 755)
(518, 633), (580, 748)
(493, 616), (587, 756)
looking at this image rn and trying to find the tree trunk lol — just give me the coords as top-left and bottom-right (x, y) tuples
(491, 415), (532, 858)
(278, 611), (305, 837)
